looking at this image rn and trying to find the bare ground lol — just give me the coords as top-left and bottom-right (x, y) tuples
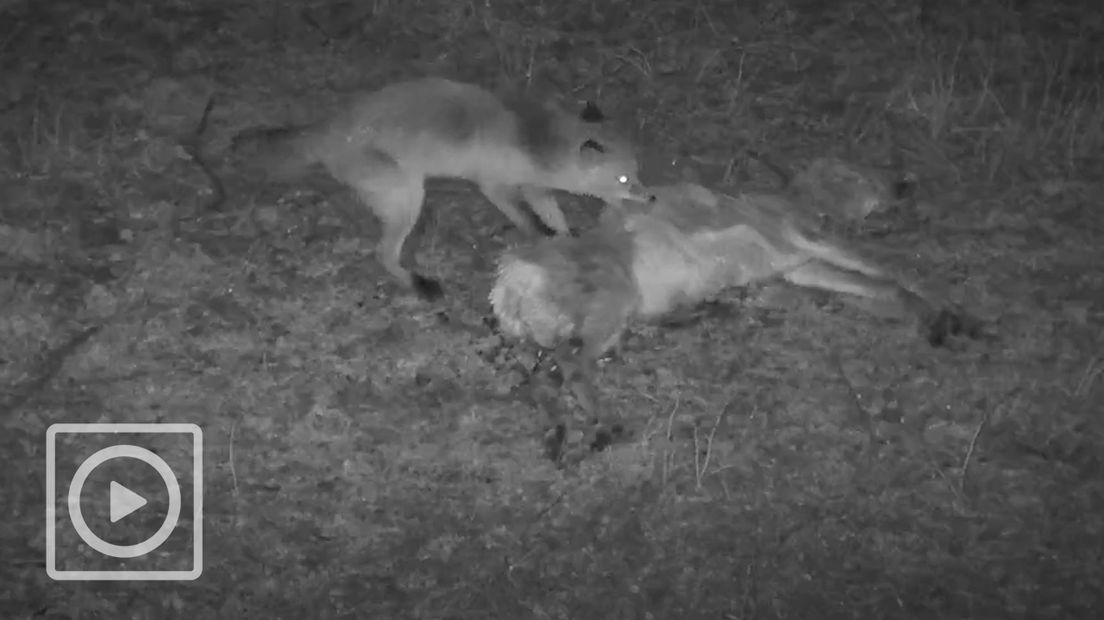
(2, 0), (1103, 618)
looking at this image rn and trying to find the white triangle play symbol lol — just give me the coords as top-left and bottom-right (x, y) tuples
(110, 481), (147, 523)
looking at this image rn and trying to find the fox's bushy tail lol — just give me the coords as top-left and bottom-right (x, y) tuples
(229, 124), (318, 182)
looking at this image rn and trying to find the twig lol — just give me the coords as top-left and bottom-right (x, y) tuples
(298, 8), (333, 45)
(229, 418), (239, 495)
(694, 408), (725, 491)
(1075, 356), (1101, 398)
(959, 403), (993, 495)
(506, 488), (568, 574)
(180, 94), (226, 216)
(665, 394), (680, 441)
(926, 446), (967, 508)
(662, 395), (680, 486)
(829, 353), (877, 459)
(2, 324), (103, 416)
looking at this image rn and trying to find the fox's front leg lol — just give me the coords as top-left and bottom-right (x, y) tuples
(479, 182), (543, 236)
(520, 186), (572, 237)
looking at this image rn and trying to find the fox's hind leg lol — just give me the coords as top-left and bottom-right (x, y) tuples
(520, 186), (572, 236)
(339, 160), (443, 300)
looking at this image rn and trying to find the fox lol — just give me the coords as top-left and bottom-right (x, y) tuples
(489, 178), (985, 461)
(229, 76), (649, 300)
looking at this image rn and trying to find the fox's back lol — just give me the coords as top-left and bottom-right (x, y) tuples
(303, 78), (635, 186)
(316, 79), (515, 172)
(231, 79), (512, 178)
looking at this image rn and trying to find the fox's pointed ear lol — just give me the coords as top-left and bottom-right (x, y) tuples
(580, 101), (605, 123)
(577, 139), (607, 167)
(580, 139), (607, 154)
(579, 139), (607, 165)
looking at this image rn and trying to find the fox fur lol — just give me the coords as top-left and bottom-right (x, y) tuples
(230, 76), (648, 299)
(490, 179), (984, 460)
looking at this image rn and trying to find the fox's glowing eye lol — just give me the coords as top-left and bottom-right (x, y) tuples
(618, 175), (628, 184)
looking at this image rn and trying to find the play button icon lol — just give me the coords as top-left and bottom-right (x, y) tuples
(110, 481), (148, 523)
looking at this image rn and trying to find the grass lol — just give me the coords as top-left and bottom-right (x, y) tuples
(2, 0), (1103, 617)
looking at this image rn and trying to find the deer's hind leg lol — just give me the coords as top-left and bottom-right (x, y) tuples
(782, 260), (984, 346)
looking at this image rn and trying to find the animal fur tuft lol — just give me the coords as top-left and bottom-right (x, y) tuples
(489, 255), (576, 350)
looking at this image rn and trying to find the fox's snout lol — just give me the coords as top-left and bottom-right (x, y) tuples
(617, 181), (654, 203)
